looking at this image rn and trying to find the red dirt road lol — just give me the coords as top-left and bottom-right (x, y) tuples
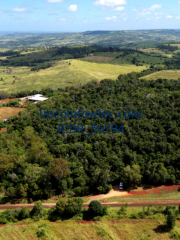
(0, 201), (180, 210)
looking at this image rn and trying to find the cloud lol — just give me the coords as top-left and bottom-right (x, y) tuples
(176, 16), (180, 19)
(68, 5), (77, 12)
(146, 4), (161, 11)
(47, 0), (63, 2)
(83, 20), (87, 23)
(138, 4), (162, 16)
(154, 12), (164, 16)
(59, 18), (66, 21)
(132, 8), (139, 12)
(93, 0), (127, 7)
(43, 6), (59, 9)
(105, 16), (117, 21)
(113, 6), (125, 11)
(156, 17), (161, 19)
(123, 18), (127, 21)
(147, 18), (150, 20)
(179, 1), (180, 3)
(138, 11), (151, 16)
(166, 15), (172, 18)
(12, 8), (27, 12)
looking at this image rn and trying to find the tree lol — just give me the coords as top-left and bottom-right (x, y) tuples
(88, 200), (102, 216)
(65, 197), (83, 217)
(121, 164), (142, 188)
(50, 158), (69, 183)
(166, 209), (176, 230)
(56, 199), (66, 215)
(19, 206), (30, 220)
(30, 201), (45, 220)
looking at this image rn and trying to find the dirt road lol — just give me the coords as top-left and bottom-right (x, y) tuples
(0, 201), (179, 210)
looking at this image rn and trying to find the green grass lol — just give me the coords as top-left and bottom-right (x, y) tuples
(0, 216), (178, 240)
(0, 59), (148, 93)
(140, 70), (180, 80)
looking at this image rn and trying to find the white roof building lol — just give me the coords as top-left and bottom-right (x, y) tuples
(20, 94), (48, 102)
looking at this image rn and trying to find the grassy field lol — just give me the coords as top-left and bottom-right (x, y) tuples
(0, 60), (148, 93)
(81, 51), (166, 66)
(0, 107), (26, 121)
(140, 70), (180, 80)
(0, 216), (178, 240)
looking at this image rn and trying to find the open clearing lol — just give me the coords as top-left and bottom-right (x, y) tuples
(99, 185), (180, 203)
(0, 60), (148, 93)
(0, 107), (26, 121)
(140, 70), (180, 80)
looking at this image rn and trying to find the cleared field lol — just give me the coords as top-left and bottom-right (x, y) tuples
(0, 60), (148, 93)
(140, 70), (180, 80)
(100, 185), (180, 203)
(71, 59), (147, 80)
(0, 217), (178, 240)
(0, 107), (26, 121)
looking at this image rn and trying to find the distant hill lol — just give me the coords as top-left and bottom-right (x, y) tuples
(1, 29), (180, 48)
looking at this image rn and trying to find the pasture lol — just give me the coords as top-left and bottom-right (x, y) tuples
(0, 217), (178, 240)
(0, 59), (148, 93)
(140, 70), (180, 80)
(0, 107), (26, 121)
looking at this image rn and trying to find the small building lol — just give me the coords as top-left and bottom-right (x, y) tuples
(20, 94), (48, 104)
(28, 95), (48, 103)
(89, 54), (94, 56)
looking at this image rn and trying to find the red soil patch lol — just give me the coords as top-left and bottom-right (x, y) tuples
(78, 220), (101, 224)
(0, 98), (18, 104)
(0, 128), (7, 132)
(96, 56), (104, 61)
(105, 57), (112, 63)
(128, 185), (180, 196)
(83, 56), (96, 61)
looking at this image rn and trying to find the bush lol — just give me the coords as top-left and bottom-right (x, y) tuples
(166, 209), (176, 230)
(0, 217), (8, 224)
(97, 229), (107, 236)
(36, 228), (46, 238)
(65, 198), (83, 217)
(130, 213), (138, 219)
(30, 201), (45, 220)
(101, 206), (109, 216)
(56, 199), (66, 215)
(164, 205), (177, 215)
(88, 201), (102, 217)
(19, 206), (30, 220)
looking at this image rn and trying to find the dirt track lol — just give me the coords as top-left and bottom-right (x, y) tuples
(0, 201), (179, 210)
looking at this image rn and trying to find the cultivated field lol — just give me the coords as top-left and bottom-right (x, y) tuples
(0, 60), (148, 93)
(140, 70), (180, 80)
(0, 107), (26, 121)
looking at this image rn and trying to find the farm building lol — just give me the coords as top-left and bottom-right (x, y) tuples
(89, 54), (94, 56)
(20, 94), (48, 104)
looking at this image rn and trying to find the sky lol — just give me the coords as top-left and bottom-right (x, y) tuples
(0, 0), (180, 32)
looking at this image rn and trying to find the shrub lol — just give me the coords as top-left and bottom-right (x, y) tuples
(36, 228), (46, 238)
(166, 209), (176, 230)
(56, 199), (66, 215)
(130, 213), (138, 219)
(88, 201), (102, 217)
(19, 206), (30, 220)
(97, 229), (107, 236)
(30, 201), (45, 220)
(65, 198), (83, 217)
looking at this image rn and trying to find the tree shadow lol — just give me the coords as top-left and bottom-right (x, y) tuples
(153, 224), (168, 233)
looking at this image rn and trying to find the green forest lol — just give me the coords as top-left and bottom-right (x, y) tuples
(1, 72), (180, 202)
